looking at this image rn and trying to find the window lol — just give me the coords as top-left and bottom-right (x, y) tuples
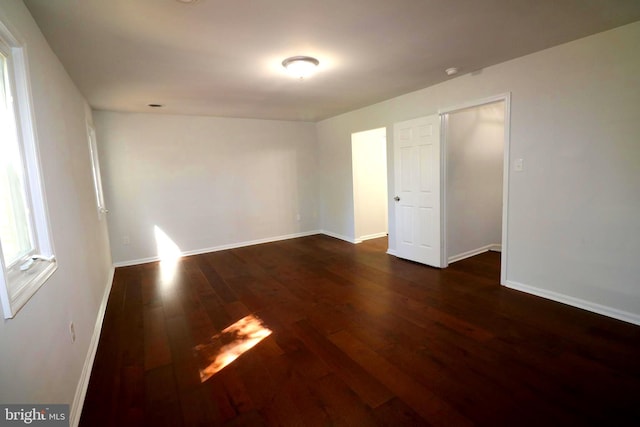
(87, 124), (107, 216)
(0, 21), (56, 319)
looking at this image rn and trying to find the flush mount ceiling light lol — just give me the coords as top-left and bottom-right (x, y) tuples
(445, 67), (459, 76)
(282, 56), (320, 79)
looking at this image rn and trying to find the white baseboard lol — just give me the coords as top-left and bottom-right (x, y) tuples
(354, 232), (388, 244)
(448, 244), (499, 264)
(386, 248), (398, 256)
(113, 230), (392, 268)
(113, 255), (159, 267)
(70, 266), (115, 427)
(113, 230), (323, 267)
(504, 280), (640, 326)
(320, 230), (359, 244)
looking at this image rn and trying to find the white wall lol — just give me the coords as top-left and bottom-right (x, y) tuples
(94, 111), (319, 265)
(317, 21), (640, 323)
(352, 128), (388, 242)
(0, 0), (112, 419)
(446, 102), (504, 261)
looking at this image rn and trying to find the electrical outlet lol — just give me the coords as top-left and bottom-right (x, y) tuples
(296, 213), (301, 221)
(69, 322), (76, 343)
(514, 158), (524, 172)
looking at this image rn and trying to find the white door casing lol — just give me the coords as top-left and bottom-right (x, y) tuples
(393, 115), (442, 267)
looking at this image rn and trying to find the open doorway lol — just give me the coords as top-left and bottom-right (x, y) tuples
(442, 98), (507, 277)
(351, 127), (388, 243)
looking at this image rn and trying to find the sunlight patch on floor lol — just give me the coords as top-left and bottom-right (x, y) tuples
(154, 225), (182, 284)
(194, 314), (272, 382)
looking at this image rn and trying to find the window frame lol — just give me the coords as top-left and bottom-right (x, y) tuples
(87, 124), (108, 217)
(0, 20), (56, 319)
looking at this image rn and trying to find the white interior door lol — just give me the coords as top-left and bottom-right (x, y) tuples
(393, 114), (442, 267)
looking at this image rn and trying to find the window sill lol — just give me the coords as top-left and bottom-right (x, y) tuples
(2, 260), (57, 319)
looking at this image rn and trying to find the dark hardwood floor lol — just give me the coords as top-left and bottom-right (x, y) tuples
(80, 235), (640, 426)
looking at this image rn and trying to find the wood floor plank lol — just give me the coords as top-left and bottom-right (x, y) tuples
(144, 365), (183, 427)
(143, 305), (171, 371)
(114, 270), (145, 427)
(374, 397), (433, 427)
(231, 346), (306, 425)
(81, 235), (640, 426)
(197, 255), (238, 304)
(329, 329), (473, 427)
(281, 372), (332, 427)
(308, 373), (380, 426)
(165, 316), (202, 392)
(79, 269), (129, 427)
(177, 386), (220, 426)
(292, 318), (394, 408)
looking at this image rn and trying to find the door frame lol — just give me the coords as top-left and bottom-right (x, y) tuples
(439, 93), (511, 285)
(351, 127), (389, 243)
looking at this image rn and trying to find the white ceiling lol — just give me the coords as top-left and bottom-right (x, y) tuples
(24, 0), (640, 122)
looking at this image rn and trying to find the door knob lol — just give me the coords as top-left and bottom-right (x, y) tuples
(394, 196), (400, 202)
